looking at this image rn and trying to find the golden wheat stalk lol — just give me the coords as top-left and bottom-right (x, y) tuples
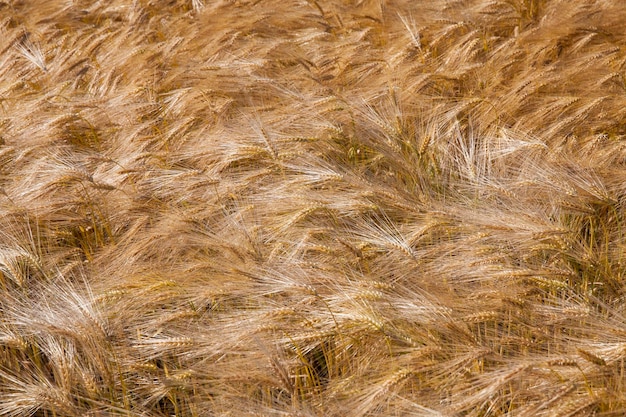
(0, 0), (626, 416)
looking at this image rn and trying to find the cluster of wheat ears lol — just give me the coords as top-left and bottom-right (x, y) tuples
(0, 0), (626, 415)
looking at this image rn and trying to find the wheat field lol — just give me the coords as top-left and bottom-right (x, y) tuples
(1, 0), (626, 415)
